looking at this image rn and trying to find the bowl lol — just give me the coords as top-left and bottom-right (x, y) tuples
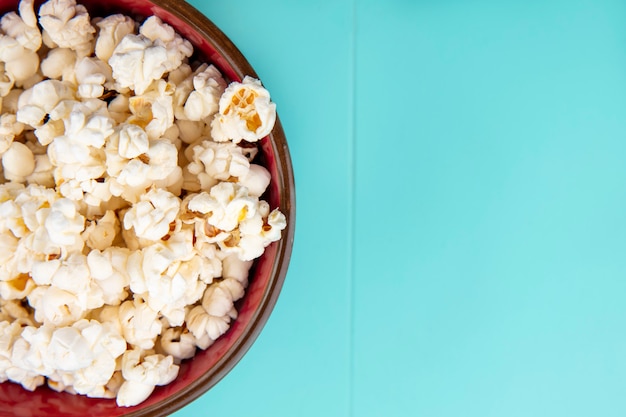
(0, 0), (295, 416)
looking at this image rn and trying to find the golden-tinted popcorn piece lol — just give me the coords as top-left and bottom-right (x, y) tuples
(211, 76), (276, 143)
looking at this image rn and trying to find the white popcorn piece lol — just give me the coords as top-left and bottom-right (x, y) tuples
(52, 102), (113, 158)
(187, 182), (287, 261)
(16, 80), (75, 128)
(38, 0), (96, 56)
(117, 348), (178, 407)
(82, 210), (119, 250)
(184, 278), (244, 344)
(118, 297), (162, 350)
(229, 203), (286, 261)
(1, 0), (42, 51)
(74, 57), (112, 99)
(95, 14), (136, 62)
(114, 123), (149, 159)
(64, 319), (126, 396)
(185, 304), (233, 343)
(0, 301), (32, 322)
(176, 119), (205, 145)
(0, 35), (39, 85)
(0, 63), (15, 99)
(108, 34), (168, 95)
(108, 135), (180, 203)
(188, 182), (257, 233)
(30, 258), (59, 286)
(148, 256), (208, 325)
(0, 114), (24, 154)
(28, 286), (85, 326)
(202, 284), (235, 318)
(86, 247), (130, 305)
(34, 118), (64, 146)
(138, 16), (193, 74)
(171, 65), (194, 121)
(190, 241), (223, 282)
(183, 65), (226, 122)
(25, 154), (55, 188)
(3, 183), (53, 238)
(127, 79), (175, 140)
(40, 48), (77, 82)
(7, 328), (47, 390)
(44, 198), (85, 249)
(0, 234), (19, 284)
(46, 326), (94, 372)
(123, 188), (180, 241)
(48, 102), (114, 202)
(211, 76), (276, 143)
(0, 272), (35, 300)
(0, 320), (28, 381)
(238, 164), (271, 197)
(48, 253), (91, 296)
(106, 92), (130, 123)
(186, 140), (250, 192)
(221, 254), (253, 285)
(2, 141), (35, 182)
(158, 327), (196, 361)
(1, 88), (21, 114)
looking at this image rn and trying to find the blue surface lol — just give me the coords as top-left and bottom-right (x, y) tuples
(177, 1), (626, 416)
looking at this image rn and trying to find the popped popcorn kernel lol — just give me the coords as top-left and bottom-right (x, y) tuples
(211, 76), (276, 143)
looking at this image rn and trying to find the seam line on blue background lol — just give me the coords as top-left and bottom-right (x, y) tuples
(348, 0), (357, 416)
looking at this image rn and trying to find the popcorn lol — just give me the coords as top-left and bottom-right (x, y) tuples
(16, 79), (75, 128)
(44, 198), (85, 249)
(1, 0), (41, 51)
(0, 63), (15, 99)
(25, 154), (55, 188)
(28, 285), (86, 326)
(0, 272), (35, 300)
(41, 48), (77, 82)
(211, 76), (276, 143)
(158, 327), (196, 361)
(108, 34), (167, 95)
(138, 16), (193, 75)
(0, 320), (28, 381)
(127, 79), (175, 140)
(108, 135), (181, 202)
(0, 35), (39, 85)
(74, 57), (112, 99)
(94, 14), (135, 62)
(183, 64), (226, 121)
(2, 141), (35, 182)
(86, 247), (130, 305)
(117, 348), (178, 407)
(117, 297), (162, 350)
(188, 182), (257, 233)
(82, 210), (119, 250)
(0, 0), (285, 407)
(38, 0), (96, 56)
(123, 188), (180, 241)
(185, 139), (250, 191)
(0, 300), (32, 321)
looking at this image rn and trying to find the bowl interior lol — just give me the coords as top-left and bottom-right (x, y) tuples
(0, 0), (294, 416)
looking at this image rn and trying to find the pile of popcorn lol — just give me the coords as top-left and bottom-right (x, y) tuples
(0, 0), (286, 407)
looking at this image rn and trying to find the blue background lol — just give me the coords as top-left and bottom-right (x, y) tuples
(177, 1), (626, 416)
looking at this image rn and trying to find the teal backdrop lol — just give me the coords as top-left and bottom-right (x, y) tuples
(177, 1), (626, 416)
